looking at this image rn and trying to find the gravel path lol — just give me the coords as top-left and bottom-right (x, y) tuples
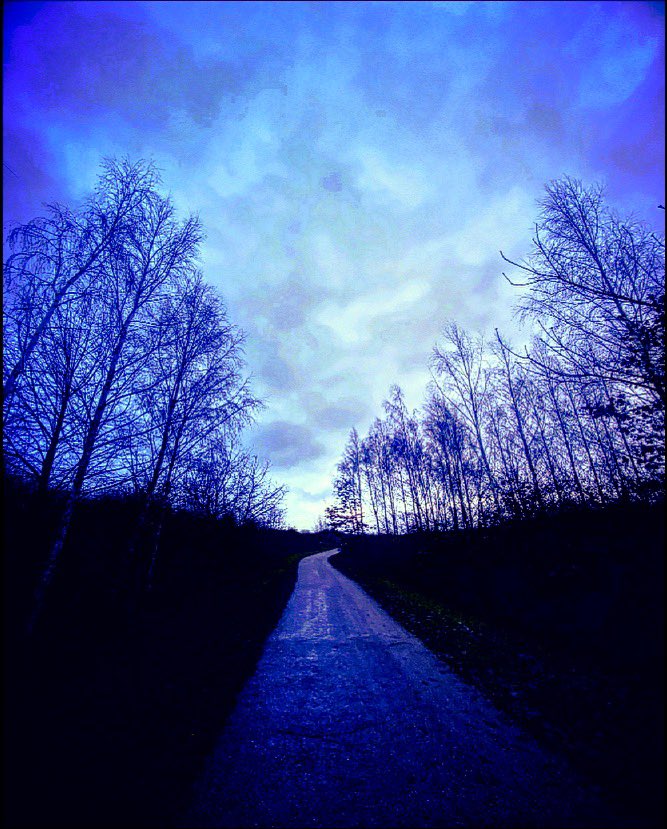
(184, 549), (614, 828)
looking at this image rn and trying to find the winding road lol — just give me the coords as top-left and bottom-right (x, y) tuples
(185, 549), (612, 827)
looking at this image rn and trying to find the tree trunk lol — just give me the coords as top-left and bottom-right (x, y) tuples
(37, 382), (72, 495)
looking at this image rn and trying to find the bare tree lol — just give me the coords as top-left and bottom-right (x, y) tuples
(181, 435), (285, 528)
(329, 429), (366, 534)
(325, 178), (663, 535)
(502, 177), (664, 412)
(432, 323), (501, 517)
(3, 159), (159, 406)
(493, 331), (544, 511)
(27, 180), (203, 630)
(3, 156), (287, 631)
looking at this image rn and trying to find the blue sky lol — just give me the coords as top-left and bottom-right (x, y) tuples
(3, 1), (664, 528)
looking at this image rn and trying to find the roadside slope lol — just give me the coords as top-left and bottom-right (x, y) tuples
(330, 508), (664, 827)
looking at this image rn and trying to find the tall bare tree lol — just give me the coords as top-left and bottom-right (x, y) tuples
(3, 159), (159, 406)
(325, 177), (663, 535)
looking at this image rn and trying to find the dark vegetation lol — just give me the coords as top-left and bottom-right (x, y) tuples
(332, 499), (664, 825)
(4, 473), (338, 828)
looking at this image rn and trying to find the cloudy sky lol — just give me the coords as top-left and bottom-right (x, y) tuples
(3, 1), (664, 528)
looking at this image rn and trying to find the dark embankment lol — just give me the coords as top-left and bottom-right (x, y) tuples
(331, 500), (664, 826)
(3, 475), (336, 828)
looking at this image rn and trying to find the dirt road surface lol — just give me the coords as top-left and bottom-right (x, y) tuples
(184, 549), (615, 827)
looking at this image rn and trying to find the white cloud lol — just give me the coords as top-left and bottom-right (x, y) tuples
(355, 146), (433, 209)
(315, 280), (430, 345)
(447, 186), (533, 267)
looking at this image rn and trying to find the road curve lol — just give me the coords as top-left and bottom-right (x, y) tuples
(184, 549), (611, 828)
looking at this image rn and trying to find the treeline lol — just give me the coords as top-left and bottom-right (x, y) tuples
(2, 158), (285, 625)
(325, 178), (664, 533)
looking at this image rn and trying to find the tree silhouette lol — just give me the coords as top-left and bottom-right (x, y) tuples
(2, 157), (286, 631)
(326, 179), (664, 533)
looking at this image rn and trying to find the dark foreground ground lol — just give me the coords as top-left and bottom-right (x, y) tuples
(331, 500), (665, 827)
(3, 476), (335, 828)
(4, 481), (663, 828)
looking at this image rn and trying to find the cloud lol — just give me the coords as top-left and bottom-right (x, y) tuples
(315, 280), (431, 346)
(5, 5), (239, 129)
(302, 393), (372, 432)
(355, 147), (433, 209)
(289, 486), (332, 504)
(258, 353), (297, 392)
(251, 421), (326, 469)
(572, 9), (659, 109)
(3, 0), (663, 526)
(321, 171), (343, 192)
(245, 275), (329, 334)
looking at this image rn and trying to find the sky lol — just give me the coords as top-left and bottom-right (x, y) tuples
(3, 1), (665, 529)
